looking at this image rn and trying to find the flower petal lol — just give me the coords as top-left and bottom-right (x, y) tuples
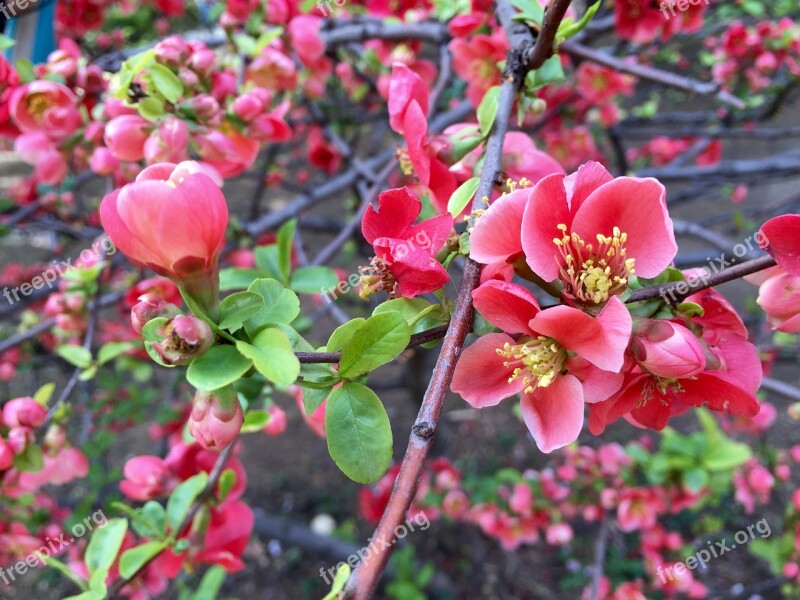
(470, 187), (530, 265)
(520, 375), (585, 453)
(451, 333), (525, 407)
(362, 187), (420, 244)
(520, 174), (572, 282)
(472, 280), (540, 335)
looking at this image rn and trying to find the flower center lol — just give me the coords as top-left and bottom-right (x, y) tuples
(26, 93), (50, 121)
(496, 336), (567, 393)
(637, 376), (685, 408)
(358, 256), (396, 300)
(396, 147), (414, 176)
(553, 224), (635, 304)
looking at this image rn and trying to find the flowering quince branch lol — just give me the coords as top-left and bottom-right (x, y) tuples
(343, 1), (574, 597)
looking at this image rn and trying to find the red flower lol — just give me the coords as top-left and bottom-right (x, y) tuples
(759, 214), (800, 277)
(360, 187), (453, 298)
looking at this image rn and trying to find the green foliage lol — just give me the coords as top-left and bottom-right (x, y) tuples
(166, 473), (208, 531)
(338, 312), (411, 378)
(325, 382), (393, 483)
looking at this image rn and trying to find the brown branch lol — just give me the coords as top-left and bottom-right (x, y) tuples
(561, 40), (746, 110)
(626, 254), (776, 304)
(343, 2), (573, 598)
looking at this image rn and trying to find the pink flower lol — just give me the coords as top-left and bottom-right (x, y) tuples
(759, 215), (800, 277)
(616, 487), (664, 532)
(119, 456), (176, 501)
(14, 133), (68, 185)
(288, 15), (325, 65)
(194, 127), (260, 178)
(451, 280), (631, 452)
(131, 293), (180, 334)
(152, 315), (214, 366)
(520, 161), (676, 305)
(263, 405), (287, 436)
(748, 267), (800, 332)
(90, 147), (120, 175)
(105, 115), (152, 162)
(2, 397), (47, 429)
(630, 319), (706, 378)
(100, 161), (227, 315)
(144, 117), (189, 164)
(0, 439), (14, 470)
(9, 81), (81, 139)
(545, 522), (573, 546)
(360, 187), (453, 298)
(449, 29), (508, 107)
(189, 386), (244, 451)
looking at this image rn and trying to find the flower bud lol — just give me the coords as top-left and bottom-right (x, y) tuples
(263, 405), (287, 436)
(152, 315), (213, 365)
(187, 95), (222, 125)
(154, 36), (190, 69)
(6, 427), (32, 454)
(630, 319), (706, 378)
(90, 147), (120, 175)
(3, 397), (47, 429)
(119, 455), (175, 501)
(43, 424), (66, 452)
(189, 386), (243, 451)
(231, 92), (266, 123)
(104, 115), (151, 162)
(0, 438), (14, 470)
(131, 293), (181, 334)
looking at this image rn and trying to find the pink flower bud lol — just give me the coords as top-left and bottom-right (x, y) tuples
(3, 397), (47, 429)
(119, 455), (175, 501)
(231, 93), (266, 123)
(105, 115), (152, 162)
(631, 319), (706, 378)
(90, 147), (120, 175)
(144, 117), (189, 164)
(154, 36), (190, 68)
(0, 438), (14, 470)
(189, 47), (217, 77)
(545, 523), (573, 546)
(43, 425), (66, 452)
(263, 405), (287, 436)
(189, 386), (243, 451)
(509, 483), (532, 515)
(6, 427), (32, 454)
(188, 95), (222, 125)
(131, 293), (181, 334)
(179, 69), (200, 88)
(152, 315), (214, 365)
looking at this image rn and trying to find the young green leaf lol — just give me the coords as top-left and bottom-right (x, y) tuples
(244, 278), (300, 335)
(187, 345), (253, 391)
(56, 345), (92, 369)
(166, 473), (209, 531)
(447, 176), (481, 218)
(476, 86), (500, 137)
(325, 382), (392, 483)
(218, 291), (265, 331)
(236, 328), (300, 387)
(85, 518), (128, 576)
(119, 541), (168, 580)
(338, 312), (411, 378)
(289, 266), (339, 294)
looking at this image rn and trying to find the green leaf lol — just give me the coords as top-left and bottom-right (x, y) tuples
(119, 541), (168, 579)
(166, 473), (208, 531)
(339, 312), (411, 378)
(289, 266), (339, 294)
(13, 443), (44, 473)
(244, 279), (300, 335)
(682, 468), (709, 493)
(558, 1), (600, 39)
(447, 176), (481, 218)
(15, 58), (35, 83)
(237, 328), (300, 387)
(187, 345), (253, 391)
(529, 54), (565, 90)
(148, 63), (183, 103)
(38, 553), (88, 591)
(217, 469), (237, 504)
(233, 33), (258, 56)
(373, 298), (444, 334)
(138, 96), (165, 120)
(703, 442), (752, 471)
(326, 382), (392, 483)
(509, 0), (544, 24)
(476, 86), (500, 137)
(193, 565), (228, 600)
(327, 318), (366, 353)
(33, 383), (56, 406)
(254, 245), (282, 280)
(141, 317), (174, 368)
(0, 34), (15, 50)
(277, 219), (297, 284)
(56, 345), (92, 368)
(242, 409), (270, 432)
(97, 341), (135, 365)
(85, 519), (128, 576)
(218, 291), (265, 331)
(322, 563), (352, 600)
(219, 267), (263, 291)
